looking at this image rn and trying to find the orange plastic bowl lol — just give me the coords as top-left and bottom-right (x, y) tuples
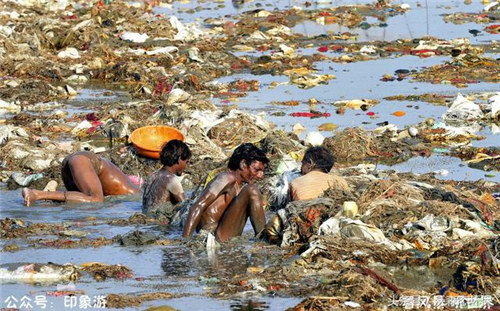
(129, 126), (185, 159)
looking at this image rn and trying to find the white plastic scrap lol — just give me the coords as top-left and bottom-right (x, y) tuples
(434, 169), (449, 176)
(488, 92), (500, 118)
(187, 47), (204, 62)
(166, 88), (192, 105)
(266, 25), (292, 36)
(70, 120), (93, 135)
(0, 11), (20, 19)
(119, 31), (149, 43)
(57, 47), (80, 59)
(231, 44), (255, 52)
(279, 44), (295, 57)
(360, 45), (377, 55)
(248, 31), (270, 42)
(169, 16), (204, 42)
(0, 99), (21, 114)
(442, 93), (483, 122)
(268, 167), (301, 208)
(187, 110), (221, 132)
(492, 124), (500, 135)
(412, 214), (451, 232)
(145, 46), (178, 57)
(275, 155), (301, 175)
(0, 263), (78, 282)
(304, 131), (325, 146)
(24, 101), (63, 112)
(318, 217), (341, 236)
(462, 220), (497, 238)
(452, 228), (474, 239)
(71, 19), (93, 32)
(400, 3), (411, 10)
(0, 125), (29, 145)
(255, 10), (272, 17)
(9, 172), (43, 186)
(344, 301), (361, 308)
(484, 1), (499, 12)
(0, 25), (15, 37)
(300, 238), (329, 258)
(340, 219), (387, 242)
(66, 75), (88, 83)
(228, 109), (270, 131)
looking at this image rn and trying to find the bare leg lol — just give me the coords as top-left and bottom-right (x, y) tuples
(98, 158), (140, 196)
(22, 188), (63, 206)
(22, 188), (103, 206)
(215, 185), (266, 242)
(22, 155), (104, 206)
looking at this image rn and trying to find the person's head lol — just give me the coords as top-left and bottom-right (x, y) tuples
(301, 146), (334, 175)
(228, 143), (269, 182)
(160, 139), (191, 175)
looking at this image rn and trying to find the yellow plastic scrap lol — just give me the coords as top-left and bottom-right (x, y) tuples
(318, 123), (338, 131)
(465, 153), (499, 163)
(203, 169), (218, 189)
(283, 67), (313, 76)
(290, 74), (335, 89)
(288, 151), (303, 161)
(80, 262), (103, 267)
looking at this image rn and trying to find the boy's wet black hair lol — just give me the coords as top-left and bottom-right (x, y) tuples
(303, 146), (334, 173)
(227, 143), (269, 170)
(160, 139), (191, 166)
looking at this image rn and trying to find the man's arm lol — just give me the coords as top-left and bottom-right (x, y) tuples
(168, 177), (186, 204)
(182, 174), (231, 237)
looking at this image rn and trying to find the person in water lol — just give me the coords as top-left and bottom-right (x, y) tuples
(22, 151), (140, 206)
(289, 146), (349, 200)
(261, 146), (350, 244)
(142, 140), (191, 216)
(182, 143), (269, 242)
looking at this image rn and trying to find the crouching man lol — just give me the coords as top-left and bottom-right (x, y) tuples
(182, 143), (269, 243)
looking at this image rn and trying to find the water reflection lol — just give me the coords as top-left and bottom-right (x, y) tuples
(162, 246), (203, 278)
(230, 299), (269, 311)
(231, 0), (245, 9)
(161, 238), (285, 282)
(161, 243), (252, 279)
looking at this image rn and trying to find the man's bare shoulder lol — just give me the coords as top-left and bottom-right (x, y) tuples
(209, 171), (237, 187)
(145, 169), (176, 187)
(214, 171), (236, 182)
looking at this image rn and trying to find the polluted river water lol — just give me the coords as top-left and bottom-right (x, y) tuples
(1, 0), (499, 310)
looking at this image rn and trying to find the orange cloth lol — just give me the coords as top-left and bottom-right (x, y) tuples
(290, 170), (349, 201)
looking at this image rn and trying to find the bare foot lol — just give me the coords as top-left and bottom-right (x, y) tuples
(22, 188), (36, 206)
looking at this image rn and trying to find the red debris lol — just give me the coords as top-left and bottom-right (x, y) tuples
(318, 46), (329, 53)
(289, 112), (331, 117)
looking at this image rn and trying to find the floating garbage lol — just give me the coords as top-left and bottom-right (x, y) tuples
(0, 263), (80, 283)
(8, 172), (43, 187)
(289, 112), (331, 117)
(119, 31), (149, 43)
(442, 93), (484, 122)
(0, 99), (21, 114)
(80, 262), (133, 280)
(0, 0), (499, 309)
(304, 131), (325, 146)
(391, 110), (406, 117)
(57, 47), (80, 59)
(489, 92), (500, 119)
